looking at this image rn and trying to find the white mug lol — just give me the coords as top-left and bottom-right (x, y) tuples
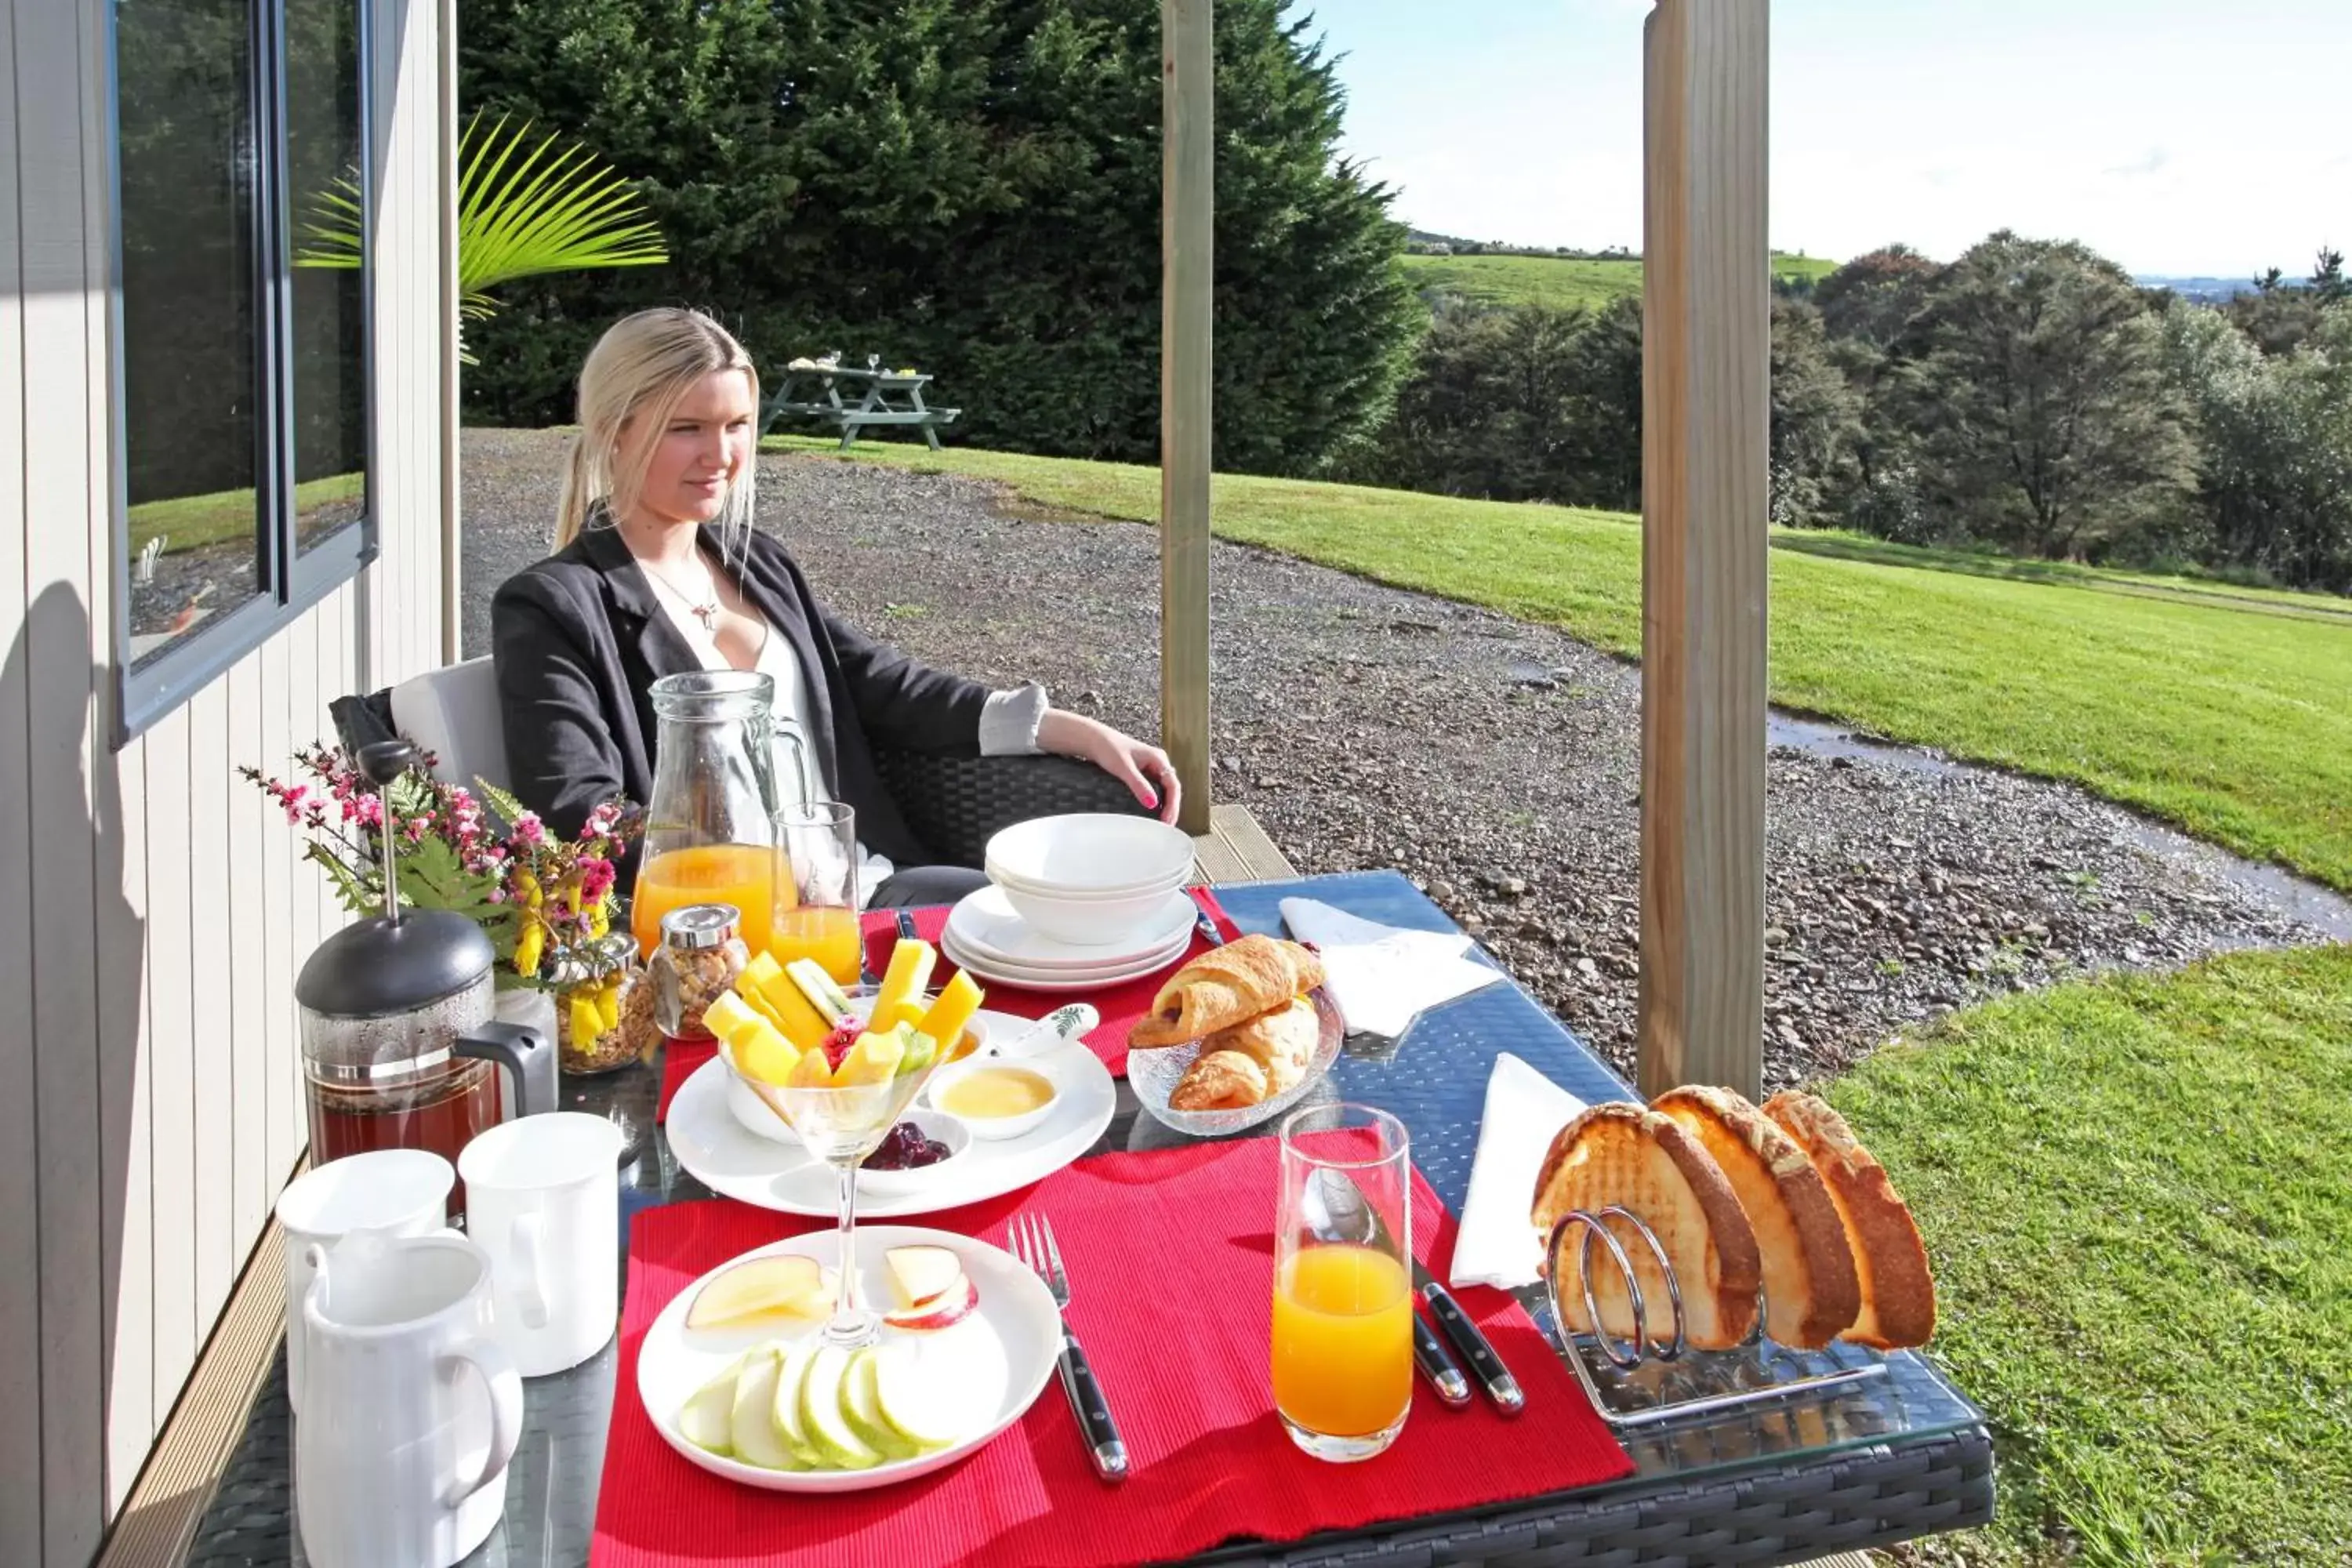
(274, 1149), (455, 1414)
(458, 1111), (623, 1377)
(296, 1231), (522, 1568)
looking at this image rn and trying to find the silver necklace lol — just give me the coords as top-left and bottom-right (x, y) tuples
(636, 556), (724, 632)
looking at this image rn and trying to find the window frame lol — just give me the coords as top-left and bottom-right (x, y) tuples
(105, 0), (379, 744)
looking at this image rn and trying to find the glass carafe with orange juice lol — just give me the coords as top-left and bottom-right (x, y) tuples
(1272, 1103), (1414, 1462)
(632, 672), (782, 957)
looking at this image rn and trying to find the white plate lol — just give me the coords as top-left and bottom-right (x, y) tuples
(635, 1225), (1061, 1493)
(669, 1013), (1117, 1217)
(946, 885), (1196, 971)
(942, 928), (1189, 992)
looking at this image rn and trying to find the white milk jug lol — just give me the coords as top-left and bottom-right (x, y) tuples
(296, 1229), (523, 1568)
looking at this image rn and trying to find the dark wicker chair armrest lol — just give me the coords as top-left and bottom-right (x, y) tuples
(873, 750), (1151, 869)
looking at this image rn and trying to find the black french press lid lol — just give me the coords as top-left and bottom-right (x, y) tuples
(292, 739), (499, 1019)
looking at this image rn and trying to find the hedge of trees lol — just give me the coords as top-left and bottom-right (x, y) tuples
(458, 0), (1421, 476)
(1370, 234), (2352, 593)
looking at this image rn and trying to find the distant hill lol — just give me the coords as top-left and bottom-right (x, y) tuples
(1398, 247), (1838, 311)
(2136, 274), (2262, 303)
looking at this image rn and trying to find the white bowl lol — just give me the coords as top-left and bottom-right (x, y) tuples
(925, 1059), (1062, 1142)
(993, 878), (1188, 947)
(982, 814), (1193, 895)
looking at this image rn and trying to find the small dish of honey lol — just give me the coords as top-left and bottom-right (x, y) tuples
(928, 1062), (1059, 1141)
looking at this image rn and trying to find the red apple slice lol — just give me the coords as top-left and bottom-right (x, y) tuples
(881, 1277), (978, 1332)
(884, 1244), (966, 1308)
(685, 1253), (835, 1329)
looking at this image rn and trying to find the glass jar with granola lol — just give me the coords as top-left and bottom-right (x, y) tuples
(649, 902), (750, 1042)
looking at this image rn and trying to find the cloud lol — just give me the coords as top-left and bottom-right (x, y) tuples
(2103, 147), (2171, 179)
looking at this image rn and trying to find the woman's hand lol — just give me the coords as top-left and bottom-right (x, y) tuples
(1036, 709), (1183, 825)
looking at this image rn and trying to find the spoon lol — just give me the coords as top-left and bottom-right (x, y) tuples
(988, 1004), (1098, 1059)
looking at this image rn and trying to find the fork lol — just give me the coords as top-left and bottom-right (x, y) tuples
(1011, 1213), (1129, 1483)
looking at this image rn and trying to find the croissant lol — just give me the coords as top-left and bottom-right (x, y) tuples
(1201, 996), (1318, 1097)
(1168, 1050), (1266, 1111)
(1130, 935), (1324, 1047)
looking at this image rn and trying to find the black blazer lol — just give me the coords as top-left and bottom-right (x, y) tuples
(489, 522), (989, 874)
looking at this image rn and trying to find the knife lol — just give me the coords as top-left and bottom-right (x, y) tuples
(1413, 1261), (1525, 1417)
(1192, 906), (1227, 948)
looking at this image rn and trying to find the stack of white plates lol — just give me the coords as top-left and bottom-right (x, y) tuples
(942, 883), (1196, 992)
(982, 815), (1195, 947)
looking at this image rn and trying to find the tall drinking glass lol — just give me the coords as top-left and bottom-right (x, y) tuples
(772, 800), (861, 986)
(1272, 1103), (1414, 1462)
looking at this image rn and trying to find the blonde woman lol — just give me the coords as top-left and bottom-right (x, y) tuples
(491, 307), (1178, 908)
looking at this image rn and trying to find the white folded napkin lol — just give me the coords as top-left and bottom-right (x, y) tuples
(1450, 1053), (1589, 1291)
(1277, 897), (1504, 1039)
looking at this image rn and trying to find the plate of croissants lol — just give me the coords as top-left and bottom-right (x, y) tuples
(1125, 935), (1345, 1135)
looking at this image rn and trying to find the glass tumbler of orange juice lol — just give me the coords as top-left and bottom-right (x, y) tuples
(771, 801), (862, 985)
(1272, 1102), (1414, 1462)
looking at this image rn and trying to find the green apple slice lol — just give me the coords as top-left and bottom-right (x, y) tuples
(769, 1337), (825, 1467)
(785, 959), (854, 1025)
(677, 1352), (744, 1456)
(798, 1343), (884, 1469)
(873, 1339), (993, 1452)
(841, 1348), (917, 1461)
(728, 1347), (803, 1471)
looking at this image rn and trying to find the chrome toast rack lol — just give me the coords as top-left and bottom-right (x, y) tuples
(1542, 1207), (1888, 1429)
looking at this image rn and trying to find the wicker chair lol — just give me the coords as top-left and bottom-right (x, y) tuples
(327, 686), (1148, 870)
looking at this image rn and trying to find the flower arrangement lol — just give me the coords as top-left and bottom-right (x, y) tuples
(242, 743), (641, 993)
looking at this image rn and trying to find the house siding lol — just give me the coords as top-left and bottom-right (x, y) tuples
(0, 0), (448, 1558)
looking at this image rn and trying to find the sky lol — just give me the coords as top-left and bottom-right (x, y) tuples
(1313, 0), (2351, 279)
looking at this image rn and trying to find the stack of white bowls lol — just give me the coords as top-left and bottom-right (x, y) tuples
(942, 815), (1198, 991)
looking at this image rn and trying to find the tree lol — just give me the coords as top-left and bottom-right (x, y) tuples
(1905, 231), (2196, 559)
(456, 0), (1421, 474)
(2312, 247), (2349, 305)
(1768, 298), (1863, 527)
(1813, 244), (1938, 351)
(2164, 301), (2352, 591)
(1356, 297), (1641, 510)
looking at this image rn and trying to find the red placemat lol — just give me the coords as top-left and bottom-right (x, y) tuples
(590, 1139), (1634, 1568)
(654, 889), (1241, 1120)
(863, 887), (1241, 1079)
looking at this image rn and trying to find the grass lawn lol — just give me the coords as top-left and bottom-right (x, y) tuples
(1397, 250), (1838, 310)
(1825, 945), (2352, 1566)
(766, 436), (2352, 893)
(126, 471), (366, 556)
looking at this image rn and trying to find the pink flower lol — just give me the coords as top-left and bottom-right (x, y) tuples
(512, 813), (546, 846)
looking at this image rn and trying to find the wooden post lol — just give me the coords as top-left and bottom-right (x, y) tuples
(1160, 0), (1213, 835)
(1638, 0), (1769, 1100)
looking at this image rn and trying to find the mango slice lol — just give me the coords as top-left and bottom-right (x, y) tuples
(913, 970), (984, 1059)
(872, 939), (937, 1032)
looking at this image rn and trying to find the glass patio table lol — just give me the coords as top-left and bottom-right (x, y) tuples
(190, 870), (1993, 1567)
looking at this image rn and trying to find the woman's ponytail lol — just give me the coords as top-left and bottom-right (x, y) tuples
(553, 430), (601, 550)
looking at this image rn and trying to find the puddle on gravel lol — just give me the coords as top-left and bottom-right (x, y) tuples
(1764, 714), (2352, 942)
(1509, 658), (2352, 940)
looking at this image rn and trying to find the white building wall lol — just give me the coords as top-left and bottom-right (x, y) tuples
(0, 0), (448, 1557)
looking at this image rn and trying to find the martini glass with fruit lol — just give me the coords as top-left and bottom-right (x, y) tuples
(700, 936), (985, 1348)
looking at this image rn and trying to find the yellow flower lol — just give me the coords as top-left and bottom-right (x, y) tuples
(514, 916), (545, 978)
(585, 904), (609, 940)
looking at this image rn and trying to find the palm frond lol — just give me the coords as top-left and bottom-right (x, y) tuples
(292, 111), (666, 359)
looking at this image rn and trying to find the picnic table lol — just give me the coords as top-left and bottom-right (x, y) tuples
(185, 870), (1991, 1566)
(760, 364), (962, 451)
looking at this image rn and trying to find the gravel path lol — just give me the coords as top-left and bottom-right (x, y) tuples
(463, 428), (2332, 1090)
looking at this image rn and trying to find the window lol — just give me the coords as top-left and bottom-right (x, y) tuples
(111, 0), (373, 737)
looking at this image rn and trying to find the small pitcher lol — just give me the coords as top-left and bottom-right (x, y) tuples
(296, 1230), (522, 1568)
